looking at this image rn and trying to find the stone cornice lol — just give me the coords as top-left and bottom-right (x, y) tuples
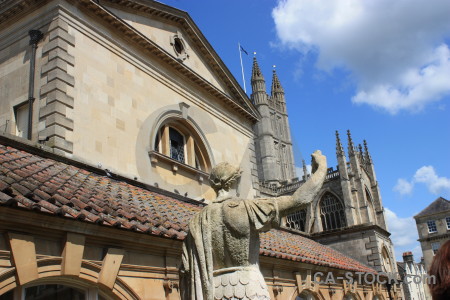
(311, 223), (391, 239)
(102, 0), (255, 113)
(0, 207), (184, 256)
(0, 0), (259, 122)
(414, 211), (450, 220)
(418, 232), (450, 242)
(79, 0), (259, 122)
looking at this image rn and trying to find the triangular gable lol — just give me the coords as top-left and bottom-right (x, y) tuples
(82, 0), (259, 122)
(415, 197), (450, 218)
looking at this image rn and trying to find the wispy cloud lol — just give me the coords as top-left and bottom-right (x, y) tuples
(414, 166), (450, 194)
(272, 0), (450, 114)
(393, 165), (450, 196)
(385, 208), (421, 261)
(393, 178), (414, 196)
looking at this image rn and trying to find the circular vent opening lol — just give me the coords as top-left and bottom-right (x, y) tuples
(174, 37), (184, 55)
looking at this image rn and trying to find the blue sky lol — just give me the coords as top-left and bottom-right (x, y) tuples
(161, 0), (450, 261)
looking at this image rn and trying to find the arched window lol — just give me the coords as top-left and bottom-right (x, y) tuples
(25, 284), (87, 299)
(296, 291), (316, 300)
(169, 127), (185, 162)
(320, 193), (346, 231)
(153, 119), (211, 172)
(381, 247), (393, 273)
(286, 209), (307, 232)
(0, 283), (110, 300)
(343, 294), (356, 300)
(365, 188), (376, 225)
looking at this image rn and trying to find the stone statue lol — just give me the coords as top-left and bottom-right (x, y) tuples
(180, 150), (327, 300)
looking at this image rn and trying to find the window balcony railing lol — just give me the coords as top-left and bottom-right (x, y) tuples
(148, 150), (209, 183)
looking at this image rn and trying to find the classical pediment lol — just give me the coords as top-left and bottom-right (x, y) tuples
(0, 0), (259, 122)
(82, 0), (259, 122)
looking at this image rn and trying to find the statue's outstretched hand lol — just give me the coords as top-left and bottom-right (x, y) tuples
(278, 150), (327, 215)
(311, 150), (327, 174)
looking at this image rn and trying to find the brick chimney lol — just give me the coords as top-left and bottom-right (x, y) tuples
(403, 251), (414, 263)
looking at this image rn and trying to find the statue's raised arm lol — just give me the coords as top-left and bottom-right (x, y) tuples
(276, 150), (327, 216)
(180, 150), (327, 300)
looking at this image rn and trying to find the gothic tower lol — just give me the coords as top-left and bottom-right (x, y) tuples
(252, 57), (296, 185)
(283, 130), (395, 272)
(310, 130), (394, 272)
(249, 57), (395, 271)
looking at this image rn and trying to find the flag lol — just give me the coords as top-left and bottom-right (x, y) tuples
(240, 45), (248, 55)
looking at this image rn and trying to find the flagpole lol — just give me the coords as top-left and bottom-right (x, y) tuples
(238, 42), (247, 93)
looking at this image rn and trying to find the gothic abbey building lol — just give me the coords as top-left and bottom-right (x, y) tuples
(251, 58), (396, 274)
(0, 0), (399, 299)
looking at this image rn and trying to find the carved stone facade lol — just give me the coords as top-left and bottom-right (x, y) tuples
(253, 78), (397, 274)
(252, 58), (296, 185)
(0, 0), (399, 299)
(260, 131), (397, 274)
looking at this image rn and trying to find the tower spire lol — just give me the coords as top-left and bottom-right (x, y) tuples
(271, 66), (286, 111)
(364, 139), (372, 163)
(358, 143), (364, 163)
(250, 56), (267, 105)
(271, 67), (284, 97)
(336, 130), (345, 156)
(347, 130), (355, 156)
(251, 56), (264, 82)
(302, 159), (309, 180)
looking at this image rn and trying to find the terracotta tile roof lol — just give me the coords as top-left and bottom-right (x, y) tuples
(0, 143), (198, 240)
(0, 141), (374, 273)
(260, 230), (374, 272)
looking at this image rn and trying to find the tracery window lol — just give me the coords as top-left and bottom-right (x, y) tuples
(277, 115), (283, 137)
(286, 209), (307, 231)
(270, 112), (276, 131)
(381, 247), (393, 273)
(280, 144), (287, 180)
(365, 189), (376, 225)
(320, 193), (346, 231)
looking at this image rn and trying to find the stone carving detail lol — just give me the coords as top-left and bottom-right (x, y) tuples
(180, 151), (327, 300)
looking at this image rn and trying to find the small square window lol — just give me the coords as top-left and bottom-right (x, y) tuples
(431, 242), (440, 255)
(427, 220), (437, 233)
(446, 217), (450, 230)
(14, 103), (29, 139)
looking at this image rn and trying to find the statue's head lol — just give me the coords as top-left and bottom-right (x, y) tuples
(209, 162), (241, 196)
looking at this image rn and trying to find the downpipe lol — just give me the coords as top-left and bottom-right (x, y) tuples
(27, 29), (43, 140)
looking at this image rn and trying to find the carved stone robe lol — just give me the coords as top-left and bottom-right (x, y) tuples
(180, 197), (280, 300)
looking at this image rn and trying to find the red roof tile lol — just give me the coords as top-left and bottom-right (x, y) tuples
(0, 142), (374, 273)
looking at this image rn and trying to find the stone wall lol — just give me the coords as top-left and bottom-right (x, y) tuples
(0, 208), (392, 300)
(0, 0), (259, 202)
